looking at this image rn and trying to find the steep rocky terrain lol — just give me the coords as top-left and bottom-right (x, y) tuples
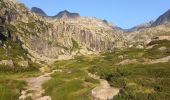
(31, 7), (47, 16)
(0, 0), (126, 63)
(54, 10), (80, 19)
(126, 9), (170, 47)
(1, 0), (170, 63)
(1, 0), (170, 100)
(152, 9), (170, 26)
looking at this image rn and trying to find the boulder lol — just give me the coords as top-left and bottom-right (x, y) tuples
(117, 59), (138, 65)
(136, 45), (144, 49)
(0, 60), (14, 68)
(158, 47), (167, 51)
(118, 55), (124, 59)
(18, 61), (29, 68)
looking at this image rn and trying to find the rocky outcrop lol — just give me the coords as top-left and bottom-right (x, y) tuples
(117, 59), (138, 65)
(0, 0), (127, 62)
(152, 9), (170, 26)
(54, 10), (80, 19)
(0, 60), (14, 68)
(126, 9), (170, 47)
(31, 7), (47, 16)
(18, 61), (29, 68)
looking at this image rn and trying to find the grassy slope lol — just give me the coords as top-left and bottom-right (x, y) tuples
(0, 71), (40, 100)
(88, 40), (170, 100)
(0, 40), (40, 100)
(43, 40), (170, 100)
(43, 57), (99, 100)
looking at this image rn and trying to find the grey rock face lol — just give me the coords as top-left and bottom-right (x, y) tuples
(152, 9), (170, 26)
(54, 10), (80, 19)
(31, 7), (47, 16)
(0, 0), (126, 62)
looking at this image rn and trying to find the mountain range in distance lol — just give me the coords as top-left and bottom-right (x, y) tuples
(31, 7), (170, 31)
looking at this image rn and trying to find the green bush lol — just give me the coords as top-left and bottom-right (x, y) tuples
(71, 38), (79, 50)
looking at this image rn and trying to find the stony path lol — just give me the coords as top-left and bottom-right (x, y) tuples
(19, 67), (119, 100)
(19, 69), (62, 100)
(88, 73), (119, 100)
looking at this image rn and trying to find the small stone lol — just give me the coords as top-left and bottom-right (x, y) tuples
(21, 91), (26, 95)
(118, 55), (124, 59)
(18, 61), (29, 68)
(158, 47), (167, 51)
(0, 60), (14, 68)
(136, 45), (144, 49)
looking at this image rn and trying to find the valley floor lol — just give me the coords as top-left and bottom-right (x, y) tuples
(0, 40), (170, 100)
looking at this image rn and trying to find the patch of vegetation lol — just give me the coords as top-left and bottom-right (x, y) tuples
(71, 38), (79, 50)
(144, 40), (170, 59)
(88, 47), (170, 100)
(27, 22), (36, 29)
(0, 70), (41, 100)
(0, 38), (40, 99)
(43, 56), (99, 100)
(0, 80), (26, 100)
(0, 40), (27, 59)
(112, 63), (170, 100)
(0, 40), (40, 72)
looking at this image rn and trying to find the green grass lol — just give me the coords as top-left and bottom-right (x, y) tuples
(2, 9), (169, 99)
(43, 56), (99, 100)
(43, 79), (92, 100)
(87, 47), (170, 100)
(0, 75), (28, 100)
(0, 40), (40, 72)
(144, 40), (170, 59)
(0, 40), (41, 99)
(71, 38), (79, 51)
(0, 27), (169, 100)
(112, 63), (170, 100)
(0, 70), (41, 100)
(0, 84), (20, 100)
(0, 41), (27, 60)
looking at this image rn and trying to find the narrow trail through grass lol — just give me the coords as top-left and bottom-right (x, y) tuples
(19, 69), (62, 100)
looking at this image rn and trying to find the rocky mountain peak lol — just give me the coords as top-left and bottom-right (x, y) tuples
(31, 7), (47, 16)
(55, 10), (80, 19)
(152, 9), (170, 26)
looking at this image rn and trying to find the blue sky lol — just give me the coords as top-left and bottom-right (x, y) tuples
(20, 0), (170, 29)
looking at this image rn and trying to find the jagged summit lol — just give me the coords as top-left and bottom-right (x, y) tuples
(31, 8), (80, 19)
(152, 9), (170, 26)
(31, 7), (47, 16)
(55, 10), (80, 19)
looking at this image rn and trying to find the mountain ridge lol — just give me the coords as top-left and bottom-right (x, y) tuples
(152, 9), (170, 26)
(30, 7), (170, 30)
(31, 7), (47, 16)
(0, 1), (170, 63)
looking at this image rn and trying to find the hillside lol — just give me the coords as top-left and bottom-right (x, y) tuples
(1, 0), (127, 63)
(0, 0), (170, 100)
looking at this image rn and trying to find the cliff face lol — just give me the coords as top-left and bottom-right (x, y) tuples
(21, 14), (126, 61)
(1, 0), (170, 63)
(152, 9), (170, 26)
(0, 0), (126, 62)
